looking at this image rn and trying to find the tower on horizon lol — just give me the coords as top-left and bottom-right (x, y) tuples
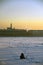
(10, 23), (12, 29)
(7, 23), (15, 30)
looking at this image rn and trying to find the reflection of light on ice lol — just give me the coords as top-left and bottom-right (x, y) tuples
(1, 61), (6, 65)
(0, 42), (8, 48)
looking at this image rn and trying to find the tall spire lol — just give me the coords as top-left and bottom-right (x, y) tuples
(10, 23), (12, 29)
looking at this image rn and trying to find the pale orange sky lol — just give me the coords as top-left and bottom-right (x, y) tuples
(0, 19), (43, 30)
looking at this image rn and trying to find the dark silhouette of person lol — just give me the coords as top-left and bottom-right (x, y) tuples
(20, 53), (25, 59)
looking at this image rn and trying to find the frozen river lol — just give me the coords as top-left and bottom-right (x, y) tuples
(0, 37), (43, 65)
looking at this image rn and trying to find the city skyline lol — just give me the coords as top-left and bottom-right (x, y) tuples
(0, 0), (43, 30)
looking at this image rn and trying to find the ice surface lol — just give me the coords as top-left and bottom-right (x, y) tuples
(0, 37), (43, 65)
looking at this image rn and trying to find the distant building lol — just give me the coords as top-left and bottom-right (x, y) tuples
(7, 23), (13, 30)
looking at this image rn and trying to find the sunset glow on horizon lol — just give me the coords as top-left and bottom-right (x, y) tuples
(0, 0), (43, 30)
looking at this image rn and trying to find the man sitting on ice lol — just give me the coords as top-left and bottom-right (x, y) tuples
(20, 53), (25, 59)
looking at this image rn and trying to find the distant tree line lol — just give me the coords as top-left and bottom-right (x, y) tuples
(0, 29), (43, 37)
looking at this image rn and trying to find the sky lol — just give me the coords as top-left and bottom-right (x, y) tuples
(0, 0), (43, 30)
